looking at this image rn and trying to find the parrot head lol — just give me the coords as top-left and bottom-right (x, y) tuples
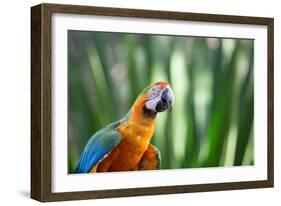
(144, 81), (174, 113)
(129, 81), (174, 124)
(134, 81), (174, 116)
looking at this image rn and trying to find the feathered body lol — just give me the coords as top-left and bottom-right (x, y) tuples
(75, 81), (174, 173)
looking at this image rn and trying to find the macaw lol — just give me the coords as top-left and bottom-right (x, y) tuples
(74, 81), (174, 173)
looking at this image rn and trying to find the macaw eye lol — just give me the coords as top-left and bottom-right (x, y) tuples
(147, 86), (162, 100)
(151, 88), (158, 95)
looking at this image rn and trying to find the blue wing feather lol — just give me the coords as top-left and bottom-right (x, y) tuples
(74, 121), (122, 173)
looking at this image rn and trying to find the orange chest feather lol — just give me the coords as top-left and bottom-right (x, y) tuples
(96, 120), (155, 172)
(117, 121), (155, 151)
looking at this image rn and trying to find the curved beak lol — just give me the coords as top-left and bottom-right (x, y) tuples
(155, 87), (174, 112)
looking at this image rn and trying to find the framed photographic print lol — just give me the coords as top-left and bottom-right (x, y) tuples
(31, 3), (274, 202)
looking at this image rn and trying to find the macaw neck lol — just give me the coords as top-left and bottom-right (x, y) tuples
(127, 96), (157, 127)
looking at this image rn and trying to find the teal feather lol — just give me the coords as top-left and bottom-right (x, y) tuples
(74, 121), (122, 173)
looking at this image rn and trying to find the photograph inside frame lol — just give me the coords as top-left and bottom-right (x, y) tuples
(67, 30), (254, 174)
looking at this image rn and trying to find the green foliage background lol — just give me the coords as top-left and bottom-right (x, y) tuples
(68, 31), (254, 173)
